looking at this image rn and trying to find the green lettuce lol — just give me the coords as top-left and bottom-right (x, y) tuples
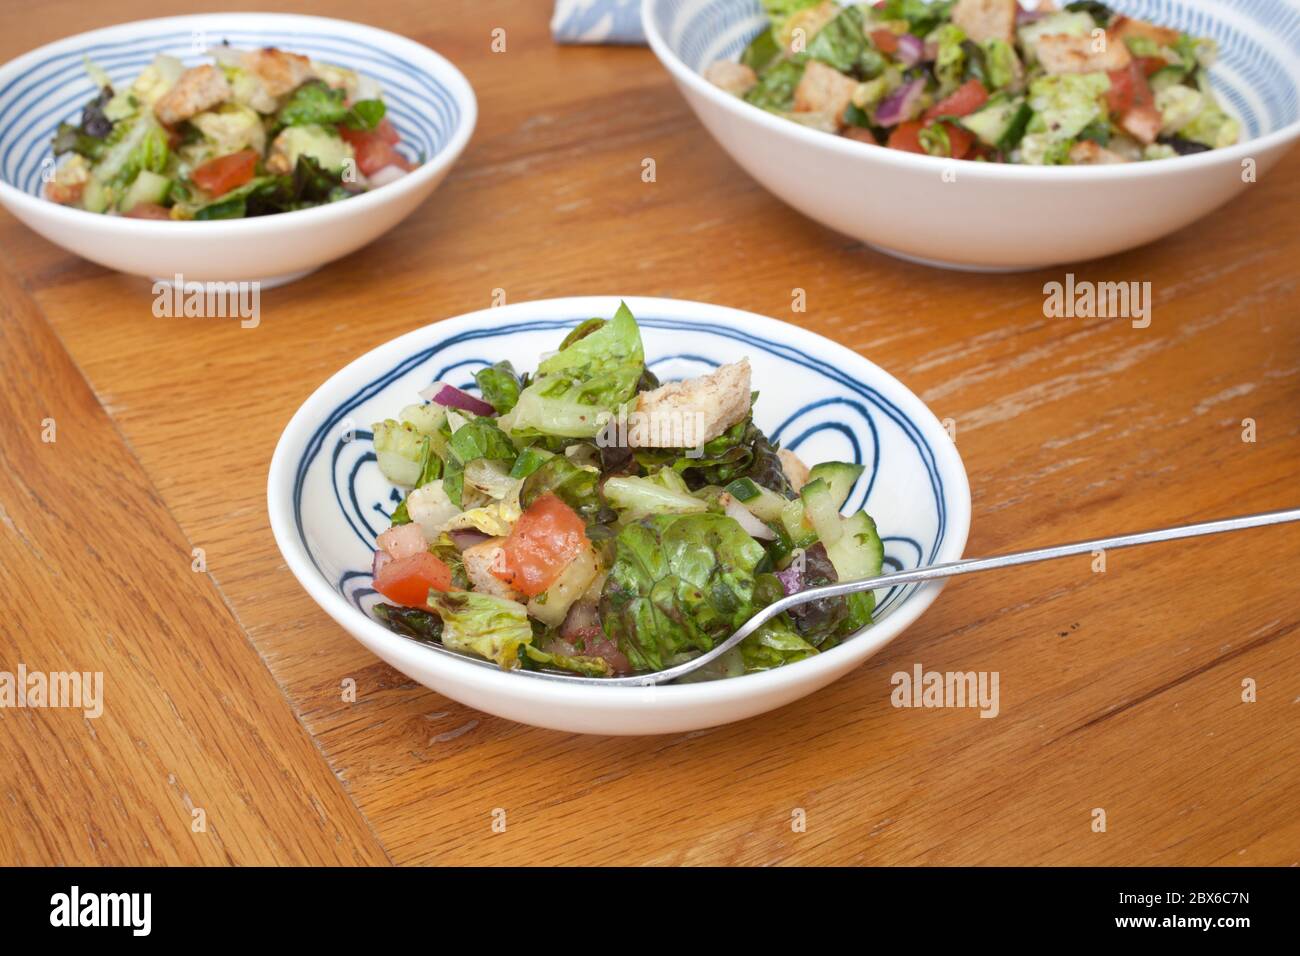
(805, 5), (866, 72)
(934, 24), (967, 96)
(442, 417), (517, 507)
(522, 644), (613, 678)
(876, 0), (955, 36)
(1026, 72), (1110, 143)
(603, 470), (709, 524)
(277, 79), (387, 131)
(373, 603), (443, 643)
(600, 513), (769, 672)
(500, 302), (645, 439)
(428, 591), (533, 669)
(740, 616), (819, 672)
(983, 38), (1020, 91)
(634, 415), (792, 496)
(744, 60), (806, 112)
(474, 360), (523, 414)
(519, 454), (607, 524)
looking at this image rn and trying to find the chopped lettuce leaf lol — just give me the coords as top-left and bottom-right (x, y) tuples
(428, 591), (533, 669)
(1026, 72), (1110, 143)
(805, 5), (866, 73)
(519, 455), (606, 524)
(373, 419), (430, 487)
(600, 513), (769, 672)
(474, 361), (523, 415)
(740, 615), (819, 672)
(500, 302), (645, 439)
(603, 470), (710, 524)
(933, 24), (967, 96)
(1179, 102), (1239, 149)
(522, 644), (613, 677)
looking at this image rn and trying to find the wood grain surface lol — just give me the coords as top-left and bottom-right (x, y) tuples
(0, 0), (1296, 866)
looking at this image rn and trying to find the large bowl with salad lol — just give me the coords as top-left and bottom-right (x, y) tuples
(0, 13), (476, 285)
(642, 0), (1300, 270)
(268, 297), (971, 735)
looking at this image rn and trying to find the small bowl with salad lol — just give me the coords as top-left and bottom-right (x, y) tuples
(0, 13), (476, 285)
(642, 0), (1300, 269)
(268, 297), (971, 734)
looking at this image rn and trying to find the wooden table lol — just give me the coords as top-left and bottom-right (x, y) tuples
(1, 0), (1297, 867)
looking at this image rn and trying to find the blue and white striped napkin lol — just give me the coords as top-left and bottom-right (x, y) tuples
(551, 0), (648, 45)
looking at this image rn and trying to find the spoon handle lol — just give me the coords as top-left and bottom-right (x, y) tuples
(396, 507), (1300, 687)
(649, 506), (1300, 686)
(767, 506), (1300, 611)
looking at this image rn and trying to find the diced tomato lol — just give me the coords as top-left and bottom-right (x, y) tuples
(372, 117), (401, 145)
(190, 149), (258, 196)
(352, 134), (413, 177)
(492, 494), (588, 597)
(870, 29), (900, 55)
(1106, 61), (1153, 115)
(123, 201), (172, 220)
(886, 120), (927, 154)
(373, 551), (454, 607)
(925, 79), (988, 120)
(1108, 61), (1160, 144)
(340, 119), (413, 177)
(340, 118), (402, 148)
(941, 122), (975, 159)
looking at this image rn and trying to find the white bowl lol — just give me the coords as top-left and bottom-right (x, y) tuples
(0, 13), (476, 286)
(642, 0), (1300, 271)
(267, 296), (972, 735)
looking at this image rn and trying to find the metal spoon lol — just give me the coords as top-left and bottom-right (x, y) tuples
(389, 507), (1300, 686)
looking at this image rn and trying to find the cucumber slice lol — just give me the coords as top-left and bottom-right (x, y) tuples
(119, 169), (171, 212)
(959, 95), (1026, 148)
(725, 477), (789, 523)
(805, 461), (864, 510)
(825, 511), (884, 582)
(81, 177), (111, 213)
(800, 478), (843, 546)
(780, 496), (817, 548)
(800, 479), (884, 582)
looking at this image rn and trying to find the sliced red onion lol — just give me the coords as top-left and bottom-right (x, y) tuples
(448, 529), (491, 551)
(775, 562), (804, 596)
(896, 34), (925, 67)
(371, 549), (392, 578)
(874, 78), (925, 127)
(1016, 4), (1047, 24)
(418, 381), (496, 417)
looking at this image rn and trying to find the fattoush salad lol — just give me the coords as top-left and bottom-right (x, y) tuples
(367, 305), (884, 680)
(46, 47), (417, 219)
(704, 0), (1240, 164)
